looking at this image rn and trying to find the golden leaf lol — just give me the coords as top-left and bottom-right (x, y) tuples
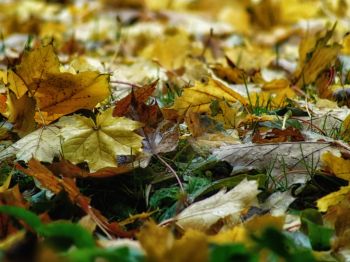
(173, 78), (247, 116)
(141, 32), (192, 70)
(208, 226), (247, 244)
(321, 151), (350, 181)
(57, 107), (143, 172)
(137, 221), (208, 262)
(32, 71), (110, 124)
(8, 45), (110, 124)
(250, 86), (296, 108)
(317, 185), (350, 212)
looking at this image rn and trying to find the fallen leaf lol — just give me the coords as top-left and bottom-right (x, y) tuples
(173, 77), (248, 116)
(294, 25), (341, 87)
(0, 126), (60, 163)
(57, 107), (144, 172)
(317, 185), (350, 212)
(212, 141), (342, 184)
(113, 81), (157, 117)
(8, 45), (110, 124)
(252, 127), (304, 144)
(176, 179), (259, 232)
(141, 32), (194, 70)
(321, 151), (350, 181)
(15, 158), (133, 237)
(2, 91), (36, 136)
(340, 113), (350, 142)
(137, 221), (208, 262)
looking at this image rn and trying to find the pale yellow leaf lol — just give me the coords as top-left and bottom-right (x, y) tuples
(176, 179), (259, 231)
(0, 126), (61, 163)
(57, 107), (144, 172)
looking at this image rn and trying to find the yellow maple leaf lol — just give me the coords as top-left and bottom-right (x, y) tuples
(57, 107), (143, 172)
(173, 78), (248, 116)
(321, 151), (350, 181)
(8, 45), (110, 124)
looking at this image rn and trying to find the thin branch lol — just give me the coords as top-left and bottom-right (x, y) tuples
(155, 153), (184, 193)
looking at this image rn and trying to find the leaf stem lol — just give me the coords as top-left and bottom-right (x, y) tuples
(155, 154), (184, 193)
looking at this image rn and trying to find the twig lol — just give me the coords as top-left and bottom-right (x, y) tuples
(290, 117), (327, 136)
(155, 154), (184, 193)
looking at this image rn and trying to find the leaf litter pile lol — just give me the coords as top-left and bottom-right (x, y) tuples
(4, 0), (350, 261)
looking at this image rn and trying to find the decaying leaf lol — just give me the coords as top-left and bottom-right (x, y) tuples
(212, 141), (344, 184)
(0, 126), (60, 163)
(57, 107), (143, 171)
(176, 179), (259, 232)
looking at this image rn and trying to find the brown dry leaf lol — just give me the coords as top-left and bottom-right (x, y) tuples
(48, 160), (134, 178)
(252, 127), (304, 144)
(315, 68), (335, 99)
(321, 151), (350, 181)
(15, 158), (134, 238)
(173, 78), (247, 116)
(16, 158), (81, 202)
(176, 179), (259, 232)
(0, 93), (7, 113)
(0, 185), (29, 240)
(144, 120), (179, 154)
(113, 81), (157, 117)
